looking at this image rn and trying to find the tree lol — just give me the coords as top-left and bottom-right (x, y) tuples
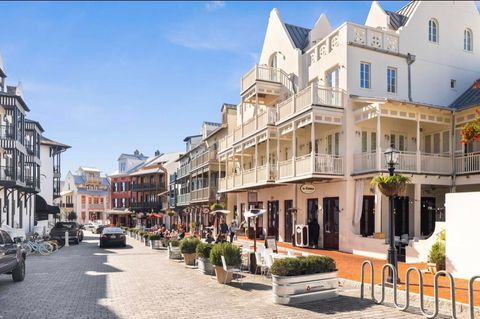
(461, 109), (480, 143)
(67, 212), (77, 221)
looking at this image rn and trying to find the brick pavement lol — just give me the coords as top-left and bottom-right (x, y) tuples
(0, 233), (440, 319)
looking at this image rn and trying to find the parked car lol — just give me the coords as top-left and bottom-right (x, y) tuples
(99, 227), (126, 248)
(50, 222), (84, 245)
(0, 230), (26, 282)
(84, 223), (97, 232)
(95, 225), (106, 234)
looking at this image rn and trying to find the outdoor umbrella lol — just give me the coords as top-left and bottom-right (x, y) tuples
(243, 209), (265, 252)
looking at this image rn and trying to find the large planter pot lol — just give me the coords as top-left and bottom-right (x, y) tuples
(168, 247), (182, 260)
(144, 238), (150, 246)
(150, 240), (162, 250)
(378, 183), (406, 197)
(214, 265), (233, 284)
(140, 236), (144, 243)
(197, 257), (215, 275)
(183, 253), (196, 266)
(272, 271), (338, 305)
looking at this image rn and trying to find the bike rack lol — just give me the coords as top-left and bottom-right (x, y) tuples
(360, 260), (479, 319)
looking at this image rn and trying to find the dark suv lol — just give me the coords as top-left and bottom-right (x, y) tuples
(0, 230), (26, 282)
(50, 222), (84, 245)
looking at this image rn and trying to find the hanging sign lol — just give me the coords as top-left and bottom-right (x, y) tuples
(300, 183), (316, 194)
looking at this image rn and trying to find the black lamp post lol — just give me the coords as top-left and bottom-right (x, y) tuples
(384, 143), (400, 284)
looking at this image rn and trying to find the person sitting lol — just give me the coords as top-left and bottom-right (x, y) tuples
(205, 230), (215, 244)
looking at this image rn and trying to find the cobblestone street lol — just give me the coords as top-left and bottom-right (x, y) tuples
(0, 234), (431, 319)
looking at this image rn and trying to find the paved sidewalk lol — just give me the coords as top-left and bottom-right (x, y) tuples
(235, 236), (480, 307)
(0, 233), (441, 319)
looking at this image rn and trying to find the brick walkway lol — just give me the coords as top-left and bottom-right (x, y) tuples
(0, 233), (432, 319)
(235, 236), (480, 307)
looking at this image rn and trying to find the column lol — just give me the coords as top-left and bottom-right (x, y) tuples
(266, 137), (270, 179)
(292, 123), (296, 176)
(311, 121), (315, 173)
(374, 186), (382, 233)
(240, 145), (244, 186)
(255, 94), (259, 130)
(416, 116), (421, 172)
(254, 137), (258, 183)
(414, 183), (421, 238)
(376, 104), (382, 171)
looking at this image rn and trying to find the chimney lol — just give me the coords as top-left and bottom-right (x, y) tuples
(154, 150), (161, 156)
(134, 149), (139, 155)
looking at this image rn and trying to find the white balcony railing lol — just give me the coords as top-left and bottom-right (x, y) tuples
(191, 150), (217, 170)
(315, 154), (343, 174)
(455, 152), (480, 174)
(421, 153), (452, 174)
(277, 85), (344, 122)
(88, 203), (105, 211)
(241, 65), (293, 94)
(177, 193), (191, 206)
(177, 163), (191, 179)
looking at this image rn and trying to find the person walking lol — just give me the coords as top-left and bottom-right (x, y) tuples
(228, 220), (238, 243)
(219, 218), (229, 237)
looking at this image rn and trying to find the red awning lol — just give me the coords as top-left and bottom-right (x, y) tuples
(148, 213), (164, 219)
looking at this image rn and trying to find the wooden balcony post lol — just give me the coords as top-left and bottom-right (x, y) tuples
(267, 137), (271, 180)
(292, 123), (297, 177)
(254, 137), (258, 183)
(240, 145), (244, 186)
(255, 94), (259, 131)
(376, 104), (382, 171)
(311, 121), (315, 173)
(416, 116), (421, 172)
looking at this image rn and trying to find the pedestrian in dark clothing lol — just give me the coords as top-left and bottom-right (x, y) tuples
(307, 218), (314, 246)
(219, 219), (229, 236)
(311, 218), (320, 248)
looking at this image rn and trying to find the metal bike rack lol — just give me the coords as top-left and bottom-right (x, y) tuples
(360, 260), (480, 319)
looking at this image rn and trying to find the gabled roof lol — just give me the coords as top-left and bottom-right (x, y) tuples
(284, 23), (311, 50)
(41, 136), (71, 149)
(183, 134), (202, 142)
(397, 1), (418, 19)
(117, 152), (148, 161)
(79, 167), (101, 172)
(385, 1), (418, 30)
(73, 175), (85, 185)
(449, 80), (480, 110)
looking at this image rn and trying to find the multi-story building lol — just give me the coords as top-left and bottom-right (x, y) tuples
(109, 150), (148, 226)
(61, 167), (110, 224)
(0, 56), (44, 234)
(216, 1), (480, 262)
(37, 136), (70, 224)
(130, 151), (181, 227)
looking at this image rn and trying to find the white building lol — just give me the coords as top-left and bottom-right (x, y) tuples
(218, 1), (480, 262)
(61, 167), (110, 224)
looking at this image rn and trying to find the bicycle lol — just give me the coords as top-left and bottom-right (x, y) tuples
(21, 237), (54, 256)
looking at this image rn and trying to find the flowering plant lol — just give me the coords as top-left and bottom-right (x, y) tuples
(461, 109), (480, 143)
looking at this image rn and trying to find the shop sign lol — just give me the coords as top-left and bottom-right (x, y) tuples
(300, 183), (315, 194)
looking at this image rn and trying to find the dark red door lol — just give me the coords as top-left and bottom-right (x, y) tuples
(323, 197), (339, 250)
(267, 201), (279, 240)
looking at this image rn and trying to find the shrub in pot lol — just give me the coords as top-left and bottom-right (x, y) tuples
(428, 241), (446, 273)
(149, 233), (162, 250)
(168, 239), (182, 260)
(143, 232), (150, 246)
(371, 174), (411, 197)
(196, 242), (214, 275)
(180, 237), (200, 266)
(209, 243), (241, 284)
(270, 256), (338, 305)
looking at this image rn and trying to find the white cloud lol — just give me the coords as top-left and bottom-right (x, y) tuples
(205, 1), (225, 12)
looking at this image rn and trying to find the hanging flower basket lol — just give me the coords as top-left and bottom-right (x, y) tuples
(371, 174), (411, 197)
(210, 202), (224, 211)
(167, 210), (175, 217)
(461, 109), (480, 143)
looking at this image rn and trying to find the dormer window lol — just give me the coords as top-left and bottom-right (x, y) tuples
(429, 19), (438, 43)
(464, 28), (473, 51)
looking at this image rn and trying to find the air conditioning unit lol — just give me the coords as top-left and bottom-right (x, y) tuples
(295, 224), (309, 247)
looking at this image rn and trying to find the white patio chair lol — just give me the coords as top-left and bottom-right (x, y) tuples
(255, 252), (267, 276)
(287, 250), (295, 257)
(264, 253), (274, 278)
(221, 255), (242, 286)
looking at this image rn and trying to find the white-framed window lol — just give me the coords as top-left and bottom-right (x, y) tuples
(429, 19), (438, 43)
(387, 67), (397, 93)
(360, 62), (371, 89)
(464, 28), (473, 51)
(450, 79), (456, 89)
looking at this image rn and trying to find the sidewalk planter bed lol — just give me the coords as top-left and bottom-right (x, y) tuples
(180, 237), (200, 266)
(428, 240), (446, 274)
(270, 256), (338, 305)
(196, 243), (214, 275)
(168, 240), (182, 260)
(149, 234), (163, 250)
(210, 243), (241, 284)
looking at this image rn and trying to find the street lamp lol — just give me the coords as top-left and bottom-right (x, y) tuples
(384, 143), (400, 284)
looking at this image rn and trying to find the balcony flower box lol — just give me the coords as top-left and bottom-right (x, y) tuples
(270, 256), (338, 305)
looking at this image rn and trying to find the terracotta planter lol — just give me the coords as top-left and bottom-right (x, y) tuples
(378, 183), (406, 197)
(183, 253), (196, 266)
(428, 261), (445, 274)
(214, 265), (233, 284)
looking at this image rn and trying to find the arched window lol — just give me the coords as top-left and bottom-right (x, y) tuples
(464, 28), (473, 51)
(269, 53), (277, 68)
(429, 19), (438, 43)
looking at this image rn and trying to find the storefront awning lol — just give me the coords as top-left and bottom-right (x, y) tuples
(147, 213), (164, 219)
(35, 195), (60, 221)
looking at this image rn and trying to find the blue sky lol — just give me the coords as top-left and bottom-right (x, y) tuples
(0, 1), (409, 176)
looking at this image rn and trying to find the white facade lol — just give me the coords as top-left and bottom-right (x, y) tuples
(216, 1), (480, 263)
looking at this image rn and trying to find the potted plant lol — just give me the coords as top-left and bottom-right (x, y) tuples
(270, 255), (338, 305)
(196, 242), (214, 275)
(168, 240), (182, 260)
(210, 202), (224, 212)
(371, 174), (411, 197)
(461, 109), (480, 143)
(210, 243), (241, 284)
(428, 240), (446, 274)
(143, 232), (150, 246)
(180, 237), (200, 266)
(149, 233), (162, 250)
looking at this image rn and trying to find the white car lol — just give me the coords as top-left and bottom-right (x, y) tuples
(84, 223), (97, 232)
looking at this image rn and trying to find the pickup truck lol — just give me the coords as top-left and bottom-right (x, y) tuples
(49, 222), (84, 245)
(0, 229), (26, 282)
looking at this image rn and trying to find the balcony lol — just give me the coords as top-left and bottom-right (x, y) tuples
(455, 152), (480, 174)
(190, 187), (217, 203)
(241, 65), (293, 104)
(177, 163), (191, 179)
(277, 154), (344, 181)
(130, 201), (162, 210)
(53, 166), (61, 178)
(85, 176), (101, 184)
(0, 125), (15, 140)
(131, 183), (166, 192)
(61, 203), (74, 208)
(177, 193), (191, 206)
(277, 85), (344, 123)
(191, 150), (217, 170)
(219, 165), (276, 192)
(88, 203), (105, 211)
(0, 166), (15, 182)
(353, 151), (452, 175)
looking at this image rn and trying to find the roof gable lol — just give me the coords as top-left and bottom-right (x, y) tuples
(449, 80), (480, 109)
(284, 23), (311, 50)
